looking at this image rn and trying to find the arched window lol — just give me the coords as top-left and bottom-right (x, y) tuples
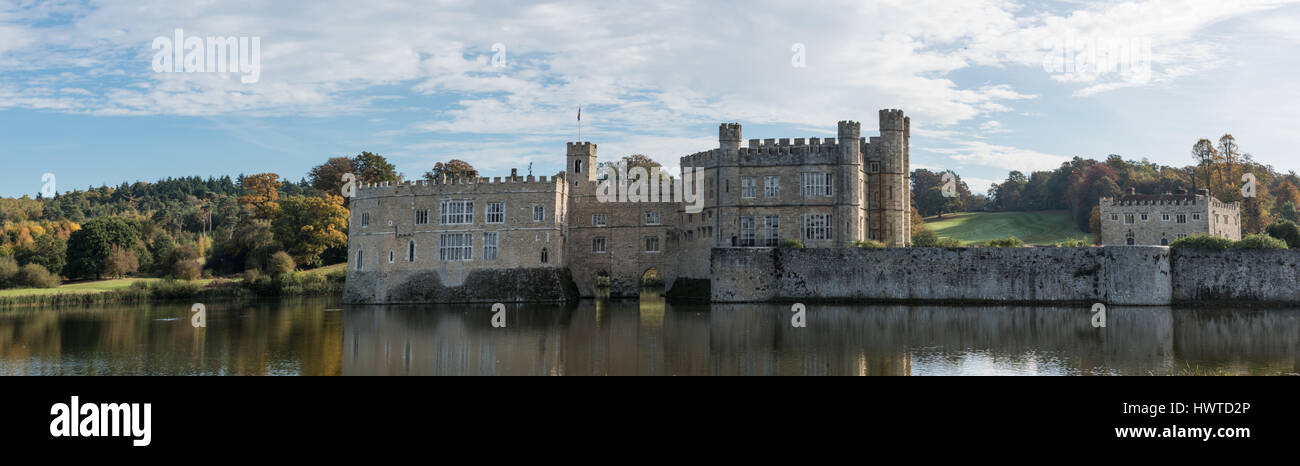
(540, 248), (549, 264)
(1160, 238), (1169, 246)
(1125, 231), (1135, 245)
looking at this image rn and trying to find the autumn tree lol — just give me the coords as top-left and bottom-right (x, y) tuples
(103, 245), (139, 278)
(308, 157), (356, 196)
(353, 152), (399, 184)
(272, 195), (349, 268)
(239, 173), (282, 220)
(424, 159), (479, 181)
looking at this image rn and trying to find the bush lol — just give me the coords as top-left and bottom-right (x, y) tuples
(984, 236), (1025, 248)
(779, 239), (804, 249)
(1169, 234), (1234, 250)
(1233, 234), (1288, 250)
(103, 244), (139, 278)
(850, 239), (885, 248)
(172, 260), (202, 281)
(0, 256), (20, 288)
(18, 264), (61, 289)
(149, 278), (201, 299)
(268, 251), (296, 275)
(1266, 219), (1300, 248)
(1053, 240), (1090, 247)
(912, 229), (962, 248)
(242, 269), (261, 283)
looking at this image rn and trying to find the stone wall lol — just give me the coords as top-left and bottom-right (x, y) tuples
(711, 246), (1172, 305)
(343, 266), (578, 304)
(1171, 249), (1300, 304)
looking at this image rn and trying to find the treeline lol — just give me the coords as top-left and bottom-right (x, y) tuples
(0, 151), (409, 290)
(978, 134), (1300, 236)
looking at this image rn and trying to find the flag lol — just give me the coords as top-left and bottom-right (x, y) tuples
(577, 106), (581, 121)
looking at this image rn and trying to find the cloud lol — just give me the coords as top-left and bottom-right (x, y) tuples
(938, 141), (1073, 173)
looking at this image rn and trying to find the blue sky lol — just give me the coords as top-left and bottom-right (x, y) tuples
(2, 0), (1300, 198)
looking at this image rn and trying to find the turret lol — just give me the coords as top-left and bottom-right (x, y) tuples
(567, 142), (597, 183)
(719, 123), (742, 151)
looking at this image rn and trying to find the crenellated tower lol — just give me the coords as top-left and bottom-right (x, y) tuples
(868, 109), (910, 246)
(837, 120), (864, 245)
(567, 142), (597, 184)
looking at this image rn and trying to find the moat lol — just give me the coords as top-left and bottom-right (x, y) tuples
(3, 294), (1299, 375)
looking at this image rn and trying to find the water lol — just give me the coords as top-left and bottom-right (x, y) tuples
(4, 292), (1299, 375)
(344, 291), (1300, 376)
(0, 297), (342, 375)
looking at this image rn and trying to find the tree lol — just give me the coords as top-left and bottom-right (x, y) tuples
(272, 195), (349, 268)
(353, 152), (398, 184)
(1266, 219), (1300, 248)
(1088, 206), (1102, 244)
(64, 217), (140, 279)
(238, 173), (282, 220)
(103, 244), (139, 278)
(207, 219), (277, 274)
(268, 251), (296, 275)
(15, 233), (66, 277)
(308, 157), (356, 195)
(424, 159), (479, 181)
(1191, 139), (1217, 192)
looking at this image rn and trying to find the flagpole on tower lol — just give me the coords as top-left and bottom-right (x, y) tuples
(577, 105), (582, 143)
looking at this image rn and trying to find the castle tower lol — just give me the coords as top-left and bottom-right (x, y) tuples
(837, 120), (864, 246)
(873, 109), (910, 247)
(567, 142), (597, 183)
(719, 123), (742, 151)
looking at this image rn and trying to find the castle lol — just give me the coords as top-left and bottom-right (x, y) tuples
(1099, 188), (1240, 246)
(343, 109), (910, 302)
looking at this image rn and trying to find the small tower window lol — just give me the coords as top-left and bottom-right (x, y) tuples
(575, 160), (583, 174)
(540, 248), (549, 264)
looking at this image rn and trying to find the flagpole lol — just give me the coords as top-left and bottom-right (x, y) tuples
(578, 105), (582, 143)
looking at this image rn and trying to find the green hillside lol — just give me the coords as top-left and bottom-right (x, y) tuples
(924, 210), (1093, 246)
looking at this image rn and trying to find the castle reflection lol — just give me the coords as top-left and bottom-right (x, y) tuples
(343, 292), (1300, 376)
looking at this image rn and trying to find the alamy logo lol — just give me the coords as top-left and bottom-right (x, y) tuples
(50, 396), (152, 447)
(152, 28), (261, 83)
(595, 162), (705, 213)
(941, 172), (957, 198)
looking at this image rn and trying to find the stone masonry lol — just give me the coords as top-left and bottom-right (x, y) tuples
(1099, 188), (1240, 246)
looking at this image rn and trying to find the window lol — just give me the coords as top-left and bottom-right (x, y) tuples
(765, 176), (780, 198)
(438, 233), (473, 261)
(483, 232), (498, 260)
(1140, 213), (1148, 221)
(870, 162), (880, 173)
(1111, 214), (1119, 221)
(407, 240), (416, 262)
(415, 209), (429, 225)
(486, 202), (505, 224)
(575, 160), (584, 174)
(1162, 213), (1170, 221)
(645, 210), (660, 225)
(1124, 213), (1135, 225)
(540, 248), (548, 263)
(1176, 214), (1187, 224)
(440, 199), (474, 225)
(533, 205), (545, 222)
(764, 215), (780, 246)
(740, 217), (756, 246)
(592, 236), (607, 253)
(360, 212), (370, 227)
(1192, 213), (1201, 221)
(388, 251), (394, 264)
(1177, 233), (1188, 239)
(645, 236), (660, 253)
(802, 214), (833, 240)
(801, 172), (833, 197)
(741, 177), (756, 198)
(1125, 232), (1135, 245)
(592, 213), (606, 226)
(1161, 238), (1169, 246)
(355, 250), (363, 270)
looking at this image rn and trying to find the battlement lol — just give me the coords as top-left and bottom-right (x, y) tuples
(879, 109), (907, 131)
(355, 171), (568, 198)
(567, 141), (596, 155)
(718, 123), (742, 141)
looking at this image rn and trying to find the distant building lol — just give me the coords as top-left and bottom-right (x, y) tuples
(1099, 188), (1240, 246)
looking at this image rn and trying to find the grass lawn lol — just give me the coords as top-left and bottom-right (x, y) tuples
(925, 210), (1093, 246)
(0, 277), (221, 298)
(0, 263), (347, 299)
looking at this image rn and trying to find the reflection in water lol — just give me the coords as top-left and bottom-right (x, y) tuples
(345, 291), (1300, 375)
(0, 297), (342, 375)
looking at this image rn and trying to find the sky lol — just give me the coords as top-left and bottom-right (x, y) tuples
(2, 0), (1300, 198)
